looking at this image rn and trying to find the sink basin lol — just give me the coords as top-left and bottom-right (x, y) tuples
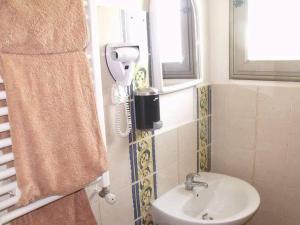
(151, 172), (260, 225)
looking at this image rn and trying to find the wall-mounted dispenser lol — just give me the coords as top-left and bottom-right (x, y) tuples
(134, 88), (162, 130)
(106, 44), (140, 137)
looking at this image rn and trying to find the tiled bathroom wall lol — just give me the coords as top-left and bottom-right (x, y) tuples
(128, 85), (211, 225)
(91, 5), (212, 225)
(212, 84), (300, 225)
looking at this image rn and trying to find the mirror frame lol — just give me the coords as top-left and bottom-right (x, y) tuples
(149, 0), (202, 94)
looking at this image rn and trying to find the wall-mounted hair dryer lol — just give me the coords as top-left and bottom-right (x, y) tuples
(105, 44), (140, 137)
(106, 44), (140, 86)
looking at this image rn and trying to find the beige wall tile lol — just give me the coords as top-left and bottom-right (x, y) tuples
(288, 111), (300, 156)
(211, 115), (228, 143)
(284, 220), (300, 225)
(210, 141), (227, 155)
(254, 150), (287, 183)
(178, 153), (197, 183)
(178, 121), (198, 182)
(283, 187), (300, 222)
(286, 154), (300, 188)
(157, 162), (179, 197)
(155, 129), (178, 171)
(212, 84), (300, 225)
(287, 132), (300, 157)
(249, 209), (285, 225)
(256, 117), (290, 150)
(178, 121), (197, 152)
(212, 142), (255, 182)
(289, 86), (300, 118)
(211, 84), (228, 117)
(160, 88), (196, 130)
(155, 128), (180, 196)
(99, 186), (134, 225)
(225, 117), (256, 149)
(215, 148), (255, 183)
(212, 84), (257, 118)
(106, 143), (132, 193)
(257, 86), (293, 119)
(103, 106), (132, 193)
(211, 151), (228, 174)
(212, 85), (257, 155)
(252, 180), (285, 216)
(212, 116), (256, 150)
(226, 85), (258, 119)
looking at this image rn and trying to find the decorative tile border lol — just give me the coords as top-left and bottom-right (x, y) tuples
(199, 86), (209, 118)
(129, 65), (157, 225)
(197, 86), (212, 172)
(133, 66), (149, 91)
(130, 132), (157, 225)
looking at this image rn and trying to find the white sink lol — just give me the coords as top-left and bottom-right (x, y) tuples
(151, 172), (260, 225)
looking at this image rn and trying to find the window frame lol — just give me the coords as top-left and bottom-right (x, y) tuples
(230, 0), (300, 81)
(163, 0), (197, 79)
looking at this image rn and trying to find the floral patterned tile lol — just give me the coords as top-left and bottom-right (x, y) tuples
(138, 174), (157, 225)
(130, 131), (157, 224)
(133, 65), (150, 91)
(136, 131), (156, 181)
(197, 85), (212, 172)
(198, 86), (209, 118)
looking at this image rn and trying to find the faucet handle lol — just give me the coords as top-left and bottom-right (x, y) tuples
(186, 173), (201, 181)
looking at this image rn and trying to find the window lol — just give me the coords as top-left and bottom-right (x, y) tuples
(157, 0), (196, 79)
(230, 0), (300, 81)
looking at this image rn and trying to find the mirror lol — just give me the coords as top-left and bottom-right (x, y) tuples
(149, 0), (201, 93)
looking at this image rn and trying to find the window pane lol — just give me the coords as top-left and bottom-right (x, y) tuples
(247, 0), (300, 60)
(157, 0), (183, 63)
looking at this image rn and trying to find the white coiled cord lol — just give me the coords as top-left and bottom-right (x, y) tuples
(111, 84), (132, 137)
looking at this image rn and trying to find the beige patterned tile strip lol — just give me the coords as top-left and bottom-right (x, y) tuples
(197, 86), (211, 172)
(130, 66), (157, 225)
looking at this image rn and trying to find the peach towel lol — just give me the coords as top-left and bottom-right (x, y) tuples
(0, 52), (107, 206)
(0, 0), (88, 54)
(11, 190), (98, 225)
(0, 1), (106, 224)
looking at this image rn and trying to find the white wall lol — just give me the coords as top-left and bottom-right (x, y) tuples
(96, 0), (148, 11)
(208, 0), (230, 84)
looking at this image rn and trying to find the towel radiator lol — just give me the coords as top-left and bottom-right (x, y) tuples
(0, 0), (113, 224)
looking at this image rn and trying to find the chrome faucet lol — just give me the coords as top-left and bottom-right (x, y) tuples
(185, 173), (208, 191)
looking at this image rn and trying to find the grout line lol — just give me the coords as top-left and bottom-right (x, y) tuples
(133, 216), (142, 224)
(130, 171), (158, 186)
(176, 125), (180, 184)
(251, 86), (259, 184)
(129, 116), (212, 146)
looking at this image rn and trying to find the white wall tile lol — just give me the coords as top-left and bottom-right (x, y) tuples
(212, 84), (300, 225)
(99, 186), (134, 225)
(177, 121), (198, 182)
(160, 88), (196, 131)
(257, 86), (293, 119)
(157, 162), (179, 197)
(155, 129), (178, 171)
